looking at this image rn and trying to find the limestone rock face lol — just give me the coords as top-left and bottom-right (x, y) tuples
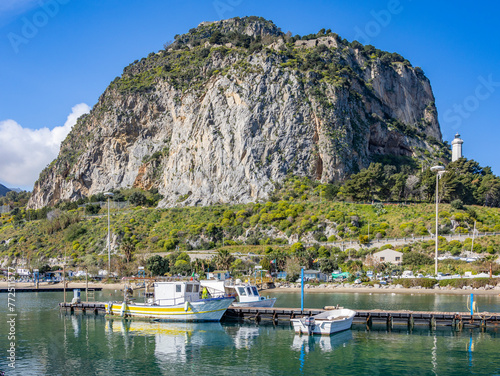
(28, 17), (443, 209)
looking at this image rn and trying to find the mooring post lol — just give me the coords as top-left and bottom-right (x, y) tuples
(430, 315), (436, 330)
(300, 268), (304, 312)
(63, 265), (66, 305)
(470, 293), (474, 315)
(408, 314), (414, 330)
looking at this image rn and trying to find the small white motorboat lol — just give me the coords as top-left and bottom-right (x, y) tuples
(291, 308), (356, 335)
(200, 280), (276, 308)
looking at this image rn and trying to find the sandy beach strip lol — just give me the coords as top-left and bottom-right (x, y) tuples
(2, 281), (499, 296)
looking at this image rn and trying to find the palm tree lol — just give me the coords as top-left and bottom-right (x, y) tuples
(121, 237), (136, 263)
(213, 249), (234, 271)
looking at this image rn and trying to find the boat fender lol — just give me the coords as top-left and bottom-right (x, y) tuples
(184, 301), (190, 312)
(107, 302), (113, 315)
(120, 302), (127, 317)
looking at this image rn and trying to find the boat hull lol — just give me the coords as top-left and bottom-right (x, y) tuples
(105, 297), (234, 322)
(231, 298), (277, 308)
(291, 309), (356, 335)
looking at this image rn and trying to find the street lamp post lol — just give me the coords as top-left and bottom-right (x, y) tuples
(104, 192), (114, 278)
(430, 166), (445, 276)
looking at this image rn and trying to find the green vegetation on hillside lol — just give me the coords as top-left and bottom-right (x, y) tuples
(340, 158), (500, 206)
(2, 169), (500, 279)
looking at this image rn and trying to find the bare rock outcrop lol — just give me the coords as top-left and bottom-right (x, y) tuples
(28, 17), (444, 209)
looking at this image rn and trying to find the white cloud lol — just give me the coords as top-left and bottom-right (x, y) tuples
(0, 103), (91, 189)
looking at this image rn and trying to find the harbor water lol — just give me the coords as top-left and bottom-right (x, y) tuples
(1, 290), (499, 375)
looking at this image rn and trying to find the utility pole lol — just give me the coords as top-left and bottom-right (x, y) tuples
(430, 166), (445, 276)
(104, 192), (114, 278)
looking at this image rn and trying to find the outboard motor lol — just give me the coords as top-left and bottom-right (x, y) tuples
(304, 317), (315, 335)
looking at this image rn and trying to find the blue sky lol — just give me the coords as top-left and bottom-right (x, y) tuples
(1, 0), (499, 190)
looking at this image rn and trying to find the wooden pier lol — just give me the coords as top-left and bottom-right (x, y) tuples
(59, 302), (106, 314)
(1, 287), (102, 293)
(225, 307), (500, 330)
(58, 302), (500, 330)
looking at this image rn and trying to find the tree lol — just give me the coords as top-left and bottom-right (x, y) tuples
(121, 237), (136, 263)
(405, 175), (420, 201)
(339, 163), (386, 202)
(172, 259), (191, 275)
(319, 259), (337, 274)
(285, 257), (301, 282)
(213, 249), (234, 270)
(146, 255), (168, 276)
(402, 252), (433, 268)
(85, 204), (101, 215)
(129, 192), (147, 206)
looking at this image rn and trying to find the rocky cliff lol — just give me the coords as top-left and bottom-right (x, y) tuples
(28, 16), (445, 209)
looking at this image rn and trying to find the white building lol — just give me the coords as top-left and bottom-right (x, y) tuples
(451, 133), (463, 162)
(373, 249), (403, 266)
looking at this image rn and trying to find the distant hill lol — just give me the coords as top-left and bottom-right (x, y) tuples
(0, 183), (11, 197)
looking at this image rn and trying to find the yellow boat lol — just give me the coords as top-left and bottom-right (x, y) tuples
(105, 281), (234, 321)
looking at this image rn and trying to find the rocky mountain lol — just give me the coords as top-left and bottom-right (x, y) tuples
(0, 184), (11, 197)
(28, 16), (447, 209)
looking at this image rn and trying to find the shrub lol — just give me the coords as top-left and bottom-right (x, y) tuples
(65, 224), (87, 242)
(438, 278), (494, 289)
(451, 199), (464, 210)
(85, 204), (101, 215)
(394, 278), (437, 288)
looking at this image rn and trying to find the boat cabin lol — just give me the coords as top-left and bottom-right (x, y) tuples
(153, 281), (201, 305)
(200, 280), (264, 303)
(233, 285), (262, 303)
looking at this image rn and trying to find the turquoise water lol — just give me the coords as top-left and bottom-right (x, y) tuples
(266, 291), (500, 313)
(1, 291), (499, 376)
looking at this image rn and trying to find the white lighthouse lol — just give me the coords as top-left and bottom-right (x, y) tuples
(451, 133), (463, 162)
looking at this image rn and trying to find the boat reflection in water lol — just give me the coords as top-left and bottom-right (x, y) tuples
(291, 330), (353, 353)
(223, 324), (261, 349)
(106, 319), (233, 363)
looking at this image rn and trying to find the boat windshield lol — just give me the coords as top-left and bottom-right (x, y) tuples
(237, 287), (246, 296)
(245, 287), (253, 296)
(251, 287), (259, 296)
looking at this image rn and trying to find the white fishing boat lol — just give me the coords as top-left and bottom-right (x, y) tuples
(200, 279), (277, 308)
(104, 280), (234, 321)
(291, 308), (356, 335)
